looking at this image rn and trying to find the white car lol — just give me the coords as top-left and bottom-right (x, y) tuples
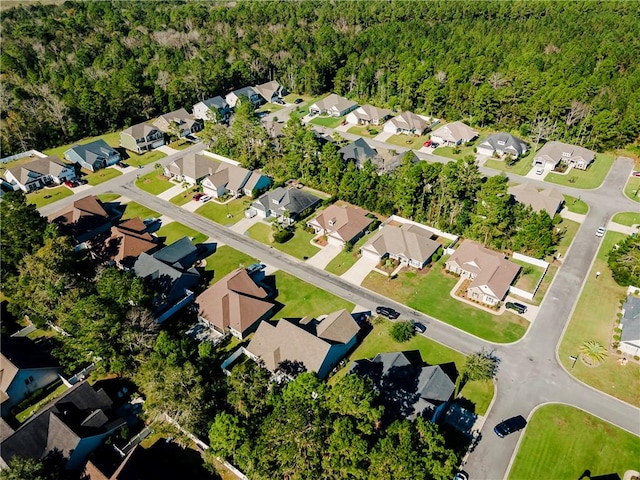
(200, 195), (211, 203)
(535, 168), (544, 175)
(595, 227), (606, 237)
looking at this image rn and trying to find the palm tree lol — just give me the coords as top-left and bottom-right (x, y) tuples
(579, 341), (608, 366)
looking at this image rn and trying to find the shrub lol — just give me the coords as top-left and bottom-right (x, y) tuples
(614, 327), (622, 333)
(613, 334), (621, 341)
(273, 226), (293, 243)
(390, 321), (415, 342)
(634, 355), (640, 361)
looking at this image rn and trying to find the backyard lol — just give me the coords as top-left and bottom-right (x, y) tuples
(135, 171), (174, 195)
(362, 259), (529, 343)
(26, 185), (73, 208)
(484, 154), (533, 177)
(545, 154), (615, 189)
(325, 233), (373, 276)
(272, 270), (354, 320)
(386, 133), (431, 150)
(202, 245), (258, 286)
(624, 175), (640, 202)
(511, 259), (546, 294)
(84, 167), (122, 186)
(120, 201), (160, 220)
(156, 221), (207, 245)
(562, 194), (589, 215)
(558, 231), (639, 406)
(611, 211), (640, 227)
(247, 222), (320, 260)
(508, 404), (640, 480)
(196, 197), (251, 225)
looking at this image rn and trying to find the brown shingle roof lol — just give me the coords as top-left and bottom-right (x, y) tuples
(310, 205), (373, 243)
(167, 153), (219, 182)
(364, 224), (440, 264)
(507, 183), (564, 217)
(316, 309), (360, 344)
(48, 195), (109, 225)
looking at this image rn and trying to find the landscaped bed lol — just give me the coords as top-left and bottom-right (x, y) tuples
(196, 197), (251, 225)
(247, 223), (320, 260)
(156, 221), (207, 245)
(203, 245), (258, 286)
(27, 185), (73, 208)
(135, 171), (174, 195)
(508, 404), (640, 480)
(545, 153), (615, 189)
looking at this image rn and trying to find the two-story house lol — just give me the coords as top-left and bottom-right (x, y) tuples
(153, 108), (203, 138)
(65, 140), (120, 172)
(4, 155), (76, 192)
(119, 122), (165, 154)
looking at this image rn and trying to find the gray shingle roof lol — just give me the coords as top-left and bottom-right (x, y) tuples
(152, 236), (197, 269)
(253, 187), (320, 218)
(478, 133), (528, 156)
(621, 296), (640, 344)
(65, 140), (118, 168)
(338, 138), (377, 162)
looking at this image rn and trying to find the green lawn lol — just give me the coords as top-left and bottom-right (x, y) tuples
(624, 175), (640, 203)
(562, 195), (589, 215)
(167, 138), (192, 151)
(97, 193), (121, 203)
(362, 259), (529, 343)
(84, 167), (122, 186)
(508, 404), (640, 480)
(309, 116), (345, 128)
(432, 142), (479, 161)
(14, 382), (69, 423)
(334, 319), (494, 415)
(169, 187), (198, 206)
(347, 125), (381, 138)
(273, 270), (354, 319)
(325, 233), (373, 276)
(484, 154), (534, 176)
(203, 245), (258, 285)
(122, 149), (166, 168)
(121, 201), (160, 220)
(554, 218), (581, 260)
(511, 259), (546, 293)
(545, 154), (616, 189)
(44, 131), (121, 159)
(386, 133), (431, 150)
(247, 223), (320, 260)
(156, 222), (207, 246)
(558, 231), (639, 406)
(135, 171), (174, 195)
(256, 103), (284, 114)
(611, 211), (640, 227)
(26, 185), (73, 208)
(195, 198), (251, 225)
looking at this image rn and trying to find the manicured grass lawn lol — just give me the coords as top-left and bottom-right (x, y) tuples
(169, 187), (198, 206)
(347, 125), (381, 138)
(97, 193), (121, 203)
(562, 195), (589, 215)
(247, 223), (320, 260)
(26, 185), (73, 208)
(135, 171), (174, 195)
(309, 115), (345, 128)
(15, 382), (69, 423)
(273, 270), (354, 320)
(554, 218), (581, 259)
(432, 142), (478, 161)
(484, 154), (533, 176)
(511, 259), (546, 293)
(612, 211), (640, 227)
(156, 221), (207, 246)
(167, 139), (192, 151)
(195, 198), (251, 225)
(386, 133), (431, 150)
(203, 245), (258, 285)
(121, 201), (160, 220)
(122, 149), (166, 168)
(334, 319), (494, 415)
(558, 231), (639, 406)
(84, 167), (122, 186)
(362, 259), (529, 343)
(545, 154), (615, 189)
(508, 404), (640, 480)
(44, 131), (121, 159)
(256, 103), (284, 113)
(325, 233), (373, 276)
(624, 175), (640, 202)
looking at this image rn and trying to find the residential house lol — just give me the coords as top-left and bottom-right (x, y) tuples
(477, 133), (528, 158)
(349, 351), (455, 420)
(382, 111), (438, 135)
(96, 217), (159, 269)
(119, 122), (165, 154)
(253, 80), (287, 104)
(153, 108), (203, 138)
(430, 121), (478, 146)
(507, 183), (564, 217)
(247, 309), (360, 379)
(532, 141), (595, 171)
(1, 336), (62, 417)
(445, 239), (521, 306)
(346, 104), (393, 126)
(307, 204), (373, 247)
(373, 149), (419, 174)
(248, 187), (321, 223)
(65, 140), (121, 172)
(133, 237), (200, 321)
(620, 295), (640, 357)
(309, 94), (358, 117)
(338, 138), (378, 164)
(225, 86), (263, 109)
(361, 223), (441, 269)
(0, 381), (125, 471)
(339, 139), (417, 173)
(49, 195), (118, 242)
(4, 155), (76, 192)
(164, 153), (220, 185)
(201, 163), (271, 199)
(196, 268), (275, 339)
(192, 96), (230, 122)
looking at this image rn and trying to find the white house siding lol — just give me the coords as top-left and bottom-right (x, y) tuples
(327, 234), (345, 248)
(477, 146), (495, 157)
(345, 112), (360, 125)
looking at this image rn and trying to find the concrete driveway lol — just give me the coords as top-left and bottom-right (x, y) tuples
(229, 216), (262, 234)
(305, 244), (342, 269)
(372, 131), (393, 142)
(157, 184), (185, 201)
(340, 255), (378, 285)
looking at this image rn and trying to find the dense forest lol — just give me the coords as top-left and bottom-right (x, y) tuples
(1, 0), (639, 156)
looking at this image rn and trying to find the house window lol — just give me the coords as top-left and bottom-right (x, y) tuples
(562, 151), (571, 158)
(497, 140), (506, 146)
(25, 375), (35, 386)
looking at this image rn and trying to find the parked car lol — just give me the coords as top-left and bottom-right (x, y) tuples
(413, 322), (427, 333)
(64, 180), (75, 188)
(143, 218), (159, 226)
(193, 193), (204, 201)
(632, 171), (640, 177)
(116, 161), (128, 168)
(274, 98), (285, 105)
(294, 98), (303, 104)
(494, 415), (527, 438)
(535, 167), (544, 175)
(595, 226), (606, 237)
(423, 139), (433, 147)
(454, 472), (469, 480)
(246, 263), (267, 275)
(200, 195), (211, 203)
(506, 302), (528, 314)
(76, 178), (88, 185)
(376, 306), (400, 319)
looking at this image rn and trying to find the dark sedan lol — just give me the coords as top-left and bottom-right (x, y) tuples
(494, 415), (527, 438)
(376, 306), (400, 319)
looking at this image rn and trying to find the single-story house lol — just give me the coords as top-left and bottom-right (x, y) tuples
(309, 93), (358, 117)
(196, 268), (275, 339)
(349, 351), (455, 420)
(253, 80), (287, 104)
(361, 223), (441, 269)
(49, 195), (116, 242)
(532, 141), (595, 171)
(1, 336), (62, 417)
(248, 187), (321, 223)
(164, 153), (220, 186)
(620, 295), (640, 357)
(307, 204), (373, 247)
(346, 104), (393, 126)
(225, 86), (264, 109)
(382, 111), (437, 135)
(445, 239), (521, 306)
(0, 382), (125, 471)
(192, 96), (230, 122)
(4, 155), (76, 192)
(430, 121), (478, 146)
(65, 140), (120, 172)
(153, 108), (203, 137)
(119, 122), (165, 154)
(338, 138), (378, 164)
(97, 217), (159, 269)
(507, 183), (564, 217)
(477, 133), (528, 158)
(247, 309), (360, 379)
(201, 163), (271, 199)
